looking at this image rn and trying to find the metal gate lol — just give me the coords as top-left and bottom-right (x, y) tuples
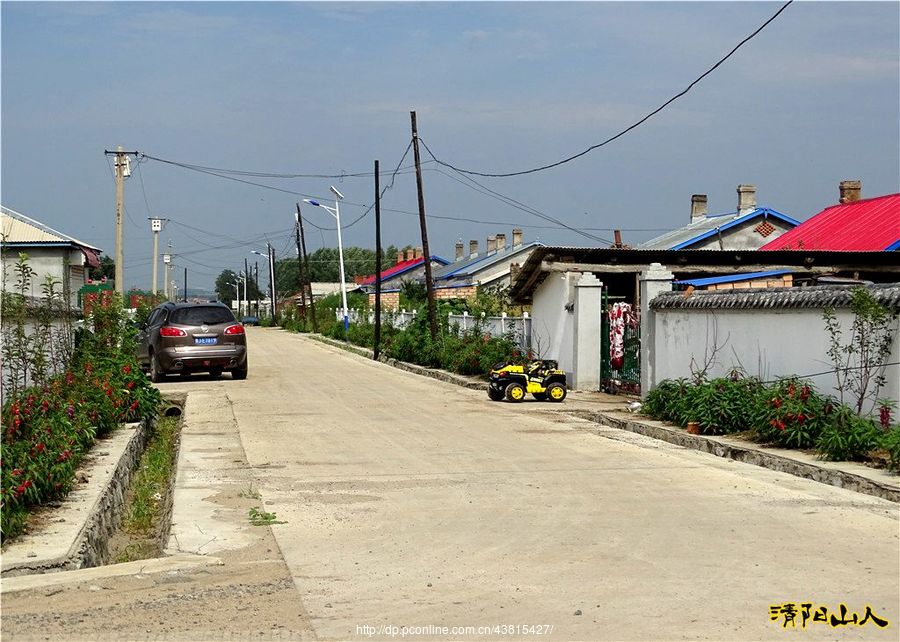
(601, 290), (641, 394)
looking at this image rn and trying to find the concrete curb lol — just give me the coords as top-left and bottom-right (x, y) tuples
(300, 331), (900, 503)
(1, 420), (151, 577)
(307, 333), (488, 391)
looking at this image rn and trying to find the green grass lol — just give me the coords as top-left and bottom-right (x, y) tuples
(121, 416), (180, 533)
(248, 506), (284, 526)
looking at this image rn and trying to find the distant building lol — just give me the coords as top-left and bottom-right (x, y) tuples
(638, 185), (799, 251)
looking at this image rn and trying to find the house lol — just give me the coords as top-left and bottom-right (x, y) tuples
(360, 247), (450, 309)
(1, 205), (101, 308)
(428, 229), (542, 300)
(639, 185), (799, 251)
(761, 182), (900, 252)
(509, 246), (900, 392)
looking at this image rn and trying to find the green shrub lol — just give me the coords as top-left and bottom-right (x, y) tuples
(880, 428), (900, 472)
(816, 406), (881, 461)
(751, 379), (831, 449)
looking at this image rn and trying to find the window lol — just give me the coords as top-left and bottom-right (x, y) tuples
(169, 306), (235, 326)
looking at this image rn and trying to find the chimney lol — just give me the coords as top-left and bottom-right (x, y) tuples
(690, 194), (708, 224)
(406, 248), (415, 261)
(397, 250), (404, 265)
(512, 228), (523, 247)
(455, 240), (464, 261)
(469, 239), (478, 258)
(415, 246), (423, 260)
(737, 184), (757, 214)
(839, 180), (862, 204)
(613, 229), (623, 248)
(496, 233), (506, 251)
(487, 235), (497, 253)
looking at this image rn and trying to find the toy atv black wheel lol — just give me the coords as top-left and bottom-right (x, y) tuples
(505, 382), (526, 402)
(488, 387), (505, 401)
(546, 382), (567, 402)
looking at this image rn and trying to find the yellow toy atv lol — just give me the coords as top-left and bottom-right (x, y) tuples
(488, 359), (567, 403)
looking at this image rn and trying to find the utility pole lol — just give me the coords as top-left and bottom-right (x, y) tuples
(410, 111), (438, 341)
(297, 209), (316, 332)
(163, 250), (172, 301)
(294, 204), (308, 320)
(183, 267), (187, 303)
(254, 262), (260, 317)
(374, 159), (382, 361)
(268, 243), (276, 320)
(150, 218), (163, 295)
(114, 146), (126, 296)
(244, 257), (250, 318)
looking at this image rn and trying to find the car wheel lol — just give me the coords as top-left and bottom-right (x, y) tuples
(488, 387), (504, 401)
(546, 382), (567, 402)
(232, 367), (248, 380)
(149, 351), (165, 383)
(533, 392), (547, 401)
(505, 382), (526, 402)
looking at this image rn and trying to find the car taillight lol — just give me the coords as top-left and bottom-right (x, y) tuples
(224, 324), (245, 335)
(160, 327), (187, 337)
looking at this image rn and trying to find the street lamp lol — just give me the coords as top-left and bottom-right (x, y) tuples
(304, 185), (349, 332)
(250, 247), (275, 319)
(229, 281), (240, 314)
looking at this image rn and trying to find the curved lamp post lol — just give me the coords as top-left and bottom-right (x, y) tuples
(304, 186), (349, 332)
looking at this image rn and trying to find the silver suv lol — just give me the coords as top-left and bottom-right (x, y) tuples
(136, 302), (248, 381)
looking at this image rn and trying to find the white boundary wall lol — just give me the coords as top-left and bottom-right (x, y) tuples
(647, 288), (900, 415)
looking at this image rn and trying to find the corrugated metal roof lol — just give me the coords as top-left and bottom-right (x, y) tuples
(358, 255), (449, 286)
(433, 241), (542, 281)
(651, 283), (900, 311)
(675, 269), (792, 288)
(638, 208), (799, 250)
(760, 193), (900, 251)
(1, 205), (101, 251)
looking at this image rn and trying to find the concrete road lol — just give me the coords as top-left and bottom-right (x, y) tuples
(231, 329), (898, 640)
(3, 327), (898, 641)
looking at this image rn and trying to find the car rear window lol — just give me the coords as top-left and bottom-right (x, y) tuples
(169, 306), (235, 326)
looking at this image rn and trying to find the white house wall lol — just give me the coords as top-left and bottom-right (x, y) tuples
(531, 272), (577, 383)
(651, 307), (900, 415)
(1, 247), (87, 307)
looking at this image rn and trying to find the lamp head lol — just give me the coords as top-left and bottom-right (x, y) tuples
(304, 199), (321, 207)
(329, 186), (344, 200)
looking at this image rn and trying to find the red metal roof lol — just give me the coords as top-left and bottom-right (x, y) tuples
(761, 193), (900, 251)
(359, 257), (424, 286)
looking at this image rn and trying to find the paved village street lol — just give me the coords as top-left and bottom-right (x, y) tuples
(3, 327), (899, 641)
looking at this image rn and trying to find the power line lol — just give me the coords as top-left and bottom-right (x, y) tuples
(420, 139), (614, 245)
(139, 152), (419, 180)
(426, 0), (794, 178)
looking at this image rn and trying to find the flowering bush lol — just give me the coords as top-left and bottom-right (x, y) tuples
(1, 294), (161, 542)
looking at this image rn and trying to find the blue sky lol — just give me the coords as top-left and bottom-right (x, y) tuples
(2, 1), (898, 291)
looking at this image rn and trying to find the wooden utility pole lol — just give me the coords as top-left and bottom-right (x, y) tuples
(297, 208), (317, 332)
(183, 267), (187, 302)
(374, 159), (382, 361)
(244, 257), (250, 316)
(410, 111), (438, 341)
(254, 262), (260, 317)
(294, 204), (308, 320)
(114, 146), (125, 295)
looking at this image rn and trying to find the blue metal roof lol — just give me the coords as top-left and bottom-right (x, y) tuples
(433, 241), (543, 282)
(639, 208), (800, 250)
(675, 269), (792, 288)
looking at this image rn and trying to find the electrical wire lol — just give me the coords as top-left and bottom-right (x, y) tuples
(426, 0), (794, 178)
(420, 139), (614, 245)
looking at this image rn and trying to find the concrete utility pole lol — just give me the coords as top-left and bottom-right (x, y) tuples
(294, 204), (308, 320)
(114, 146), (126, 296)
(374, 159), (382, 361)
(297, 212), (316, 332)
(410, 111), (438, 341)
(163, 250), (172, 301)
(150, 218), (163, 294)
(268, 243), (276, 319)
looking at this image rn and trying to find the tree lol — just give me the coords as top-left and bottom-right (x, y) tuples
(89, 254), (115, 281)
(214, 269), (239, 305)
(274, 246), (399, 296)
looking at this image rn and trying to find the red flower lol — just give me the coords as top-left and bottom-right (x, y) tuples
(800, 386), (811, 402)
(126, 381), (135, 390)
(772, 398), (782, 408)
(787, 384), (796, 398)
(123, 364), (132, 374)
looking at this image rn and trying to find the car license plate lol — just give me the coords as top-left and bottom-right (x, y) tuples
(195, 337), (217, 345)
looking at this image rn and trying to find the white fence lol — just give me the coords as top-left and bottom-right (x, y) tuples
(335, 308), (532, 350)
